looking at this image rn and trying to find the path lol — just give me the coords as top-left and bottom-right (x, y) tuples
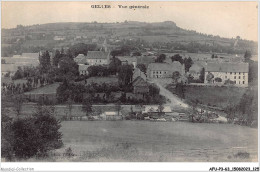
(148, 79), (189, 110)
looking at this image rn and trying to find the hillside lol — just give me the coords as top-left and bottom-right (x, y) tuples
(2, 21), (257, 57)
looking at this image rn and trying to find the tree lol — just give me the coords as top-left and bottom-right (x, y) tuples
(199, 68), (205, 82)
(206, 72), (214, 83)
(82, 98), (93, 117)
(215, 77), (222, 83)
(39, 51), (51, 73)
(155, 54), (166, 63)
(12, 67), (24, 80)
(171, 54), (183, 64)
(53, 50), (62, 66)
(109, 57), (122, 75)
(12, 94), (24, 117)
(172, 71), (180, 84)
(136, 64), (146, 73)
(58, 56), (79, 81)
(115, 101), (121, 116)
(244, 50), (252, 62)
(175, 82), (185, 99)
(118, 64), (133, 87)
(183, 57), (193, 73)
(10, 105), (63, 159)
(157, 104), (164, 116)
(66, 97), (73, 120)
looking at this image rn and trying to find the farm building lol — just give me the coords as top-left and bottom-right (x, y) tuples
(75, 51), (110, 66)
(100, 111), (122, 120)
(147, 61), (184, 78)
(117, 56), (137, 68)
(78, 64), (89, 75)
(142, 105), (172, 114)
(133, 68), (147, 81)
(204, 62), (249, 87)
(132, 76), (149, 95)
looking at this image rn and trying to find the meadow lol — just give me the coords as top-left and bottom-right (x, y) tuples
(49, 121), (258, 162)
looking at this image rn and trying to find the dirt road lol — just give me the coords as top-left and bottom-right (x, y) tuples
(148, 79), (189, 110)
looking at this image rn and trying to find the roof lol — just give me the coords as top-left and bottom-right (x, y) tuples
(1, 64), (18, 72)
(104, 112), (118, 116)
(117, 56), (137, 63)
(87, 51), (110, 59)
(148, 63), (173, 71)
(132, 76), (149, 87)
(133, 68), (147, 81)
(21, 53), (39, 59)
(78, 64), (89, 71)
(206, 62), (249, 73)
(142, 105), (172, 113)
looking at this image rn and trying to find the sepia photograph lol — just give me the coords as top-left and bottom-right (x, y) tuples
(1, 1), (259, 171)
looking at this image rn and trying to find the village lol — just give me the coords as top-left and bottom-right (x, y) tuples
(1, 34), (255, 125)
(1, 0), (259, 164)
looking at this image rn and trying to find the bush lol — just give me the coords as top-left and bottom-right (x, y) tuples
(2, 106), (63, 160)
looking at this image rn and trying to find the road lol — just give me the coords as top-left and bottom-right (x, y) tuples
(148, 79), (189, 110)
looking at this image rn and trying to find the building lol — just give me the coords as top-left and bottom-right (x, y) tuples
(204, 62), (249, 87)
(132, 76), (149, 94)
(133, 68), (147, 81)
(78, 51), (110, 66)
(1, 64), (17, 77)
(117, 56), (137, 68)
(142, 105), (172, 114)
(78, 64), (89, 75)
(100, 111), (122, 120)
(147, 62), (184, 78)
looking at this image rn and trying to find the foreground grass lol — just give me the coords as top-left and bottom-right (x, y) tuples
(49, 121), (257, 162)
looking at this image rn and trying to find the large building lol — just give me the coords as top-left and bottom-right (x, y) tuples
(204, 62), (249, 87)
(76, 51), (110, 66)
(147, 61), (184, 78)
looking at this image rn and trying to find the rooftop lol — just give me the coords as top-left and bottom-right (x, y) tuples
(206, 62), (249, 73)
(87, 51), (110, 59)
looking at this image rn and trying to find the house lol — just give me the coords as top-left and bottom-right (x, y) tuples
(133, 68), (147, 81)
(78, 64), (89, 75)
(137, 56), (156, 68)
(204, 62), (249, 87)
(101, 111), (122, 120)
(54, 36), (66, 41)
(142, 105), (172, 114)
(132, 76), (149, 94)
(75, 51), (110, 66)
(117, 56), (137, 68)
(1, 64), (17, 77)
(147, 62), (184, 79)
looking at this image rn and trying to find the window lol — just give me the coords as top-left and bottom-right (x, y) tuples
(225, 76), (227, 79)
(239, 76), (240, 79)
(239, 72), (241, 75)
(234, 76), (236, 79)
(230, 72), (232, 74)
(243, 72), (245, 75)
(243, 81), (245, 84)
(239, 81), (240, 84)
(235, 72), (236, 74)
(243, 76), (245, 79)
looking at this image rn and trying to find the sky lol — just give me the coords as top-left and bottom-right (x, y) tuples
(1, 1), (258, 41)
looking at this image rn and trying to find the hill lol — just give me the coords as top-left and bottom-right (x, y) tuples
(1, 21), (257, 57)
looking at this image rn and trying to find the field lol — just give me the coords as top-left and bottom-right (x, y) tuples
(83, 76), (118, 85)
(48, 121), (258, 162)
(166, 85), (247, 109)
(24, 83), (60, 94)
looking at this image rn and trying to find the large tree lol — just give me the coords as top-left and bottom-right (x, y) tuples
(171, 54), (183, 64)
(155, 54), (166, 63)
(183, 57), (193, 73)
(118, 64), (133, 87)
(39, 51), (51, 73)
(82, 98), (93, 117)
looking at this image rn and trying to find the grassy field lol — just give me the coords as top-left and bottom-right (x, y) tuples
(84, 76), (118, 85)
(183, 86), (246, 108)
(47, 121), (258, 162)
(24, 83), (60, 94)
(1, 77), (28, 85)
